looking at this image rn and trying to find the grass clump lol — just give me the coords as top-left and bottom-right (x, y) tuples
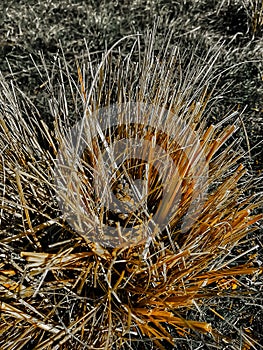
(0, 30), (262, 350)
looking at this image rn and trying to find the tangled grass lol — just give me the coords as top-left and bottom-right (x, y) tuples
(0, 29), (262, 349)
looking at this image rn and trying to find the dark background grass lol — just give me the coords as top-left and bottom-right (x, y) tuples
(0, 0), (262, 349)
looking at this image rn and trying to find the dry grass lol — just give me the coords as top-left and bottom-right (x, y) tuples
(1, 1), (263, 349)
(0, 29), (262, 349)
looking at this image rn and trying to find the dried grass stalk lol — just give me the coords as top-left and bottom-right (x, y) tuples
(0, 31), (262, 349)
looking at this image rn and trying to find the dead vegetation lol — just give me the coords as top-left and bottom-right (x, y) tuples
(0, 1), (262, 350)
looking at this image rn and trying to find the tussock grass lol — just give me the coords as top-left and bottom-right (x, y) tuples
(0, 29), (262, 349)
(1, 0), (262, 349)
